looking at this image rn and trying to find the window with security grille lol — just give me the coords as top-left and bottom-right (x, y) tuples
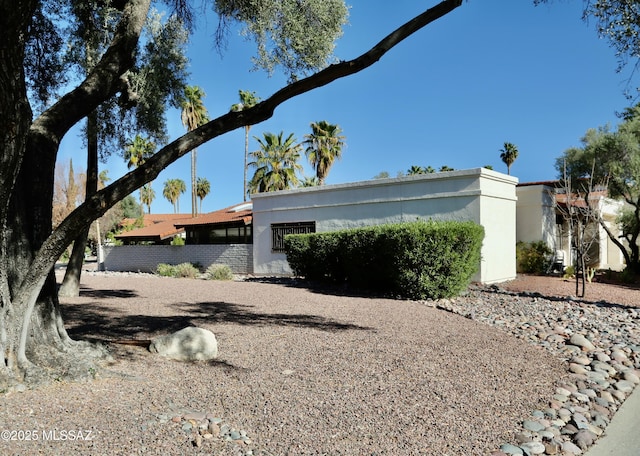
(271, 221), (316, 252)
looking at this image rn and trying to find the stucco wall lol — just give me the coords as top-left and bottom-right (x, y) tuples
(251, 168), (518, 284)
(102, 244), (253, 274)
(516, 184), (556, 247)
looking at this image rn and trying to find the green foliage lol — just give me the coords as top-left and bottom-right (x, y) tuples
(556, 107), (640, 271)
(249, 131), (303, 193)
(516, 241), (552, 274)
(156, 262), (199, 278)
(205, 264), (234, 280)
(120, 195), (143, 219)
(285, 220), (484, 300)
(214, 0), (349, 79)
(170, 236), (185, 246)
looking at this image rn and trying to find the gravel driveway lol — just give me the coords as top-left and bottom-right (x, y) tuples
(0, 272), (636, 455)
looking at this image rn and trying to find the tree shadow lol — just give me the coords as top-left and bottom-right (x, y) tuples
(77, 285), (139, 299)
(479, 284), (638, 311)
(62, 299), (373, 344)
(244, 276), (398, 300)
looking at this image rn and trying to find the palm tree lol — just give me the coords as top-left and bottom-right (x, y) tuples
(248, 132), (303, 193)
(180, 85), (210, 216)
(302, 121), (345, 185)
(500, 142), (519, 175)
(140, 184), (155, 214)
(407, 165), (426, 175)
(124, 135), (156, 206)
(196, 177), (211, 214)
(231, 90), (261, 201)
(163, 178), (186, 213)
(300, 176), (320, 187)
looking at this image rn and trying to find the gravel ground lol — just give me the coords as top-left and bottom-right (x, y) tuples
(0, 272), (637, 456)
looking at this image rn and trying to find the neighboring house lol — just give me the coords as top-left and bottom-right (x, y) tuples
(103, 204), (254, 274)
(251, 168), (518, 284)
(115, 213), (190, 245)
(516, 181), (625, 271)
(174, 202), (253, 245)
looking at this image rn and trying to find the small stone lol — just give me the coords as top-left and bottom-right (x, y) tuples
(569, 363), (588, 375)
(544, 440), (560, 454)
(562, 441), (583, 454)
(624, 371), (640, 384)
(183, 412), (207, 421)
(520, 441), (545, 455)
(614, 380), (635, 393)
(573, 429), (596, 450)
(570, 334), (595, 351)
(193, 433), (202, 447)
(500, 443), (524, 455)
(523, 420), (545, 432)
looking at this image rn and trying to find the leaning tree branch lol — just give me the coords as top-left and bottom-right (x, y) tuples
(15, 0), (464, 304)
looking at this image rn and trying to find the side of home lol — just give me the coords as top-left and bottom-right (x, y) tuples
(251, 168), (518, 284)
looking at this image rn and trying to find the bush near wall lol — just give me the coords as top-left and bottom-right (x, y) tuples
(284, 220), (484, 300)
(516, 241), (552, 274)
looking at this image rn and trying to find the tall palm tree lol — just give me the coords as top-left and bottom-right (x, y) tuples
(231, 89), (261, 201)
(140, 184), (155, 214)
(124, 135), (156, 206)
(180, 85), (210, 216)
(500, 142), (519, 175)
(196, 177), (211, 214)
(163, 178), (186, 213)
(248, 132), (303, 193)
(302, 121), (345, 185)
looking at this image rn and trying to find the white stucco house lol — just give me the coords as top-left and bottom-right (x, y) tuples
(516, 182), (625, 271)
(251, 168), (518, 284)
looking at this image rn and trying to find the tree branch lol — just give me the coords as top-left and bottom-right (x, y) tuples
(17, 0), (464, 302)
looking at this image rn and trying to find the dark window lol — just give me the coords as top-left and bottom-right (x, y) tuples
(271, 221), (316, 253)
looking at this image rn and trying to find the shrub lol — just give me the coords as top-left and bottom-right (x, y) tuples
(170, 236), (185, 246)
(516, 241), (552, 274)
(156, 263), (176, 277)
(173, 262), (199, 278)
(205, 264), (234, 281)
(285, 220), (484, 300)
(156, 262), (199, 278)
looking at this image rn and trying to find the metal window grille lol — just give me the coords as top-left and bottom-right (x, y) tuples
(271, 222), (316, 252)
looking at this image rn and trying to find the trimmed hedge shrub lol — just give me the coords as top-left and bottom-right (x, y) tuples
(284, 220), (484, 300)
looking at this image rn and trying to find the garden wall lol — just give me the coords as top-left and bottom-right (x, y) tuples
(102, 244), (253, 274)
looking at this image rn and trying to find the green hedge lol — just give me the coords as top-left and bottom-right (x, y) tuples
(284, 220), (484, 300)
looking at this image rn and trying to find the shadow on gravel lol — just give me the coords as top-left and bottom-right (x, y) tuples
(477, 284), (638, 311)
(77, 285), (139, 299)
(244, 276), (397, 300)
(62, 300), (372, 343)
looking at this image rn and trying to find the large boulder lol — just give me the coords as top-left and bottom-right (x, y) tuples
(149, 327), (218, 361)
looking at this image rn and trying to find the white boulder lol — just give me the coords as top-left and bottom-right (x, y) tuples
(149, 327), (218, 361)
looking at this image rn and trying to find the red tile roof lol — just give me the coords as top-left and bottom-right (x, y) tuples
(174, 203), (252, 227)
(115, 203), (252, 241)
(115, 215), (191, 241)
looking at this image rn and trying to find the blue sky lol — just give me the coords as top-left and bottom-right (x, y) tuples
(59, 0), (634, 215)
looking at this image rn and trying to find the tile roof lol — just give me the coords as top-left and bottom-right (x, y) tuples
(174, 203), (252, 227)
(115, 215), (190, 241)
(115, 203), (252, 241)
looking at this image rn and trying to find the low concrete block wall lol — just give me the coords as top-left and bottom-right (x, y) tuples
(102, 244), (253, 274)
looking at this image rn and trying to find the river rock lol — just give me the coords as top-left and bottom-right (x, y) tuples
(149, 326), (218, 361)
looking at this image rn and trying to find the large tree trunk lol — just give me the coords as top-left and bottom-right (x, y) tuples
(59, 112), (99, 297)
(0, 0), (151, 388)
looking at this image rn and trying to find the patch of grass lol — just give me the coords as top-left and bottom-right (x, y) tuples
(205, 264), (234, 281)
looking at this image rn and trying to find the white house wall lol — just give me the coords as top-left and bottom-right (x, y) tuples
(251, 168), (517, 284)
(516, 185), (556, 247)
